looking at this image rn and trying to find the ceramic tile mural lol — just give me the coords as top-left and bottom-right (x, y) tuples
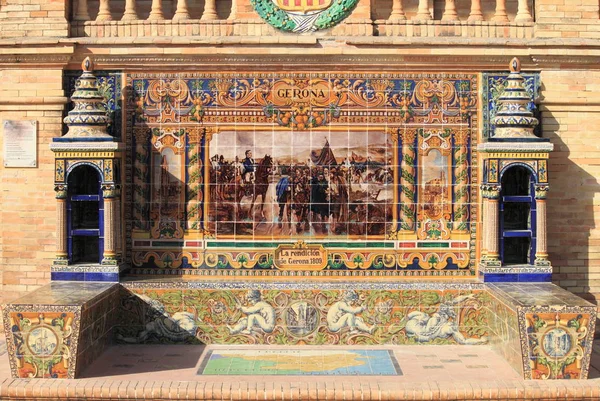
(116, 283), (490, 346)
(125, 72), (478, 277)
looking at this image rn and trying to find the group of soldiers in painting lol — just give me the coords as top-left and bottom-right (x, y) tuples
(209, 142), (392, 236)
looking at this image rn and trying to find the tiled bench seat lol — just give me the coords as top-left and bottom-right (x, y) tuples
(487, 283), (597, 379)
(2, 282), (119, 379)
(2, 279), (596, 380)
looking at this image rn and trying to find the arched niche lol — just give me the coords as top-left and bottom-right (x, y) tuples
(499, 164), (537, 265)
(66, 164), (104, 264)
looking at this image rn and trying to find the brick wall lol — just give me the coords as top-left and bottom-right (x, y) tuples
(0, 0), (68, 39)
(535, 0), (600, 38)
(541, 69), (600, 306)
(0, 68), (64, 302)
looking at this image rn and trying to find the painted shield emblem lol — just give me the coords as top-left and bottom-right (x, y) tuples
(250, 0), (360, 33)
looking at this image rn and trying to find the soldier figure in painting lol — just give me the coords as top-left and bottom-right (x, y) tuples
(228, 290), (276, 335)
(310, 171), (329, 232)
(242, 150), (256, 184)
(233, 156), (244, 184)
(327, 290), (374, 335)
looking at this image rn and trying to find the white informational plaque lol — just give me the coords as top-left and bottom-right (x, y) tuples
(3, 120), (37, 168)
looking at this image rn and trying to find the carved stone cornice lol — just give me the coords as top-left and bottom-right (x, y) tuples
(91, 54), (531, 71)
(478, 142), (554, 153)
(531, 55), (600, 67)
(0, 54), (73, 68)
(50, 141), (123, 152)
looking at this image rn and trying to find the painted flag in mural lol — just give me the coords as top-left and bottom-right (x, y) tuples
(310, 139), (337, 166)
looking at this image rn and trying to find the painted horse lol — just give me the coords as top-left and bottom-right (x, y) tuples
(236, 155), (273, 220)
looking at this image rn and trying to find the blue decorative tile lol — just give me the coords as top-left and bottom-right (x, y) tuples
(51, 272), (84, 281)
(518, 273), (552, 282)
(84, 272), (120, 282)
(482, 273), (519, 282)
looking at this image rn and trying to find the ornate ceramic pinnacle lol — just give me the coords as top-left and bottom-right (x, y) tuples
(492, 57), (539, 139)
(63, 57), (112, 138)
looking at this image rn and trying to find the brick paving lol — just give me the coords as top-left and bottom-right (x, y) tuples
(1, 332), (600, 400)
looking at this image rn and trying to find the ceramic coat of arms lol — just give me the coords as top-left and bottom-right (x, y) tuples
(250, 0), (360, 32)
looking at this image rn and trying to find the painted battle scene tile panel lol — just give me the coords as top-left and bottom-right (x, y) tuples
(207, 130), (394, 239)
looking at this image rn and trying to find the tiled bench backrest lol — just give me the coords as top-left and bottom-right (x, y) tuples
(117, 281), (491, 346)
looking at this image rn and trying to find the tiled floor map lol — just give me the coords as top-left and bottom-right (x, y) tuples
(197, 349), (402, 376)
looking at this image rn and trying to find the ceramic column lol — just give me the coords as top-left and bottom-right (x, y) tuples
(102, 185), (118, 265)
(187, 129), (202, 230)
(484, 185), (501, 265)
(481, 195), (489, 259)
(133, 128), (150, 230)
(535, 185), (550, 265)
(453, 130), (469, 231)
(400, 129), (416, 231)
(55, 185), (68, 263)
(115, 187), (122, 260)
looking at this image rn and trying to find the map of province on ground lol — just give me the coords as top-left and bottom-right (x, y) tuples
(197, 349), (402, 375)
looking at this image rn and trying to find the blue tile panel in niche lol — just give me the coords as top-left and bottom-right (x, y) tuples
(63, 71), (123, 140)
(482, 72), (541, 139)
(198, 349), (402, 376)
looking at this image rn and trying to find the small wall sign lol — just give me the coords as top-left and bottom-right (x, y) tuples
(3, 120), (37, 167)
